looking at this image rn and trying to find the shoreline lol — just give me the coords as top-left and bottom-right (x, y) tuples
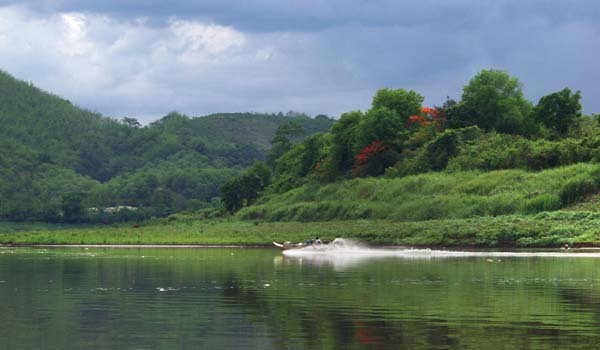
(3, 243), (600, 251)
(3, 212), (600, 248)
(0, 243), (273, 248)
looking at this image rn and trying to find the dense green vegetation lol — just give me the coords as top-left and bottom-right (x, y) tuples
(239, 163), (600, 222)
(3, 67), (600, 247)
(268, 70), (588, 188)
(181, 68), (600, 248)
(0, 70), (333, 223)
(1, 210), (600, 247)
(222, 69), (598, 221)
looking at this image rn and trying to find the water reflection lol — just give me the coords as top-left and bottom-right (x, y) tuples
(2, 247), (600, 349)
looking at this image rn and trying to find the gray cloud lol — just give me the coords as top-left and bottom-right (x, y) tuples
(0, 1), (599, 123)
(3, 0), (600, 32)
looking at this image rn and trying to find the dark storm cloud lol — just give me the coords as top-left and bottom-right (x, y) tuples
(0, 1), (599, 122)
(4, 0), (600, 31)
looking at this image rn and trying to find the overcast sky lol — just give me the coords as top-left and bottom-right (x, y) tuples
(0, 1), (599, 123)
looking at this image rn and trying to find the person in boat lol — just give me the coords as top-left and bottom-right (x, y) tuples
(314, 237), (322, 245)
(305, 238), (314, 245)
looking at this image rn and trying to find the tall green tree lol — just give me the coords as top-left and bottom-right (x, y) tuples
(371, 88), (424, 124)
(348, 107), (407, 177)
(329, 111), (363, 175)
(357, 107), (408, 149)
(453, 69), (533, 135)
(532, 88), (581, 138)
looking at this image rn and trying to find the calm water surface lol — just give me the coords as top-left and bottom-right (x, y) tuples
(1, 246), (600, 349)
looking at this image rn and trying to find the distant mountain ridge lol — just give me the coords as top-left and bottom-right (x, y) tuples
(179, 112), (333, 148)
(0, 69), (334, 221)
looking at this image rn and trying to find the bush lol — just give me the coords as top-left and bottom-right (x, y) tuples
(526, 138), (588, 170)
(446, 132), (595, 173)
(422, 131), (461, 171)
(446, 132), (531, 171)
(387, 126), (482, 177)
(559, 176), (598, 205)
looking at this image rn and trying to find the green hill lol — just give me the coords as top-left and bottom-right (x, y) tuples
(0, 70), (333, 222)
(181, 112), (333, 148)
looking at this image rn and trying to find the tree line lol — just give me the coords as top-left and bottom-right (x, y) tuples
(222, 69), (590, 213)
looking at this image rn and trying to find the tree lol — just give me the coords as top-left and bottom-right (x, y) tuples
(352, 140), (397, 177)
(298, 133), (327, 177)
(122, 117), (141, 129)
(248, 161), (272, 189)
(432, 97), (457, 131)
(269, 133), (328, 192)
(329, 111), (363, 175)
(356, 107), (408, 149)
(371, 88), (424, 124)
(532, 88), (581, 138)
(422, 129), (463, 171)
(267, 121), (305, 168)
(348, 107), (407, 176)
(220, 162), (271, 213)
(458, 69), (533, 135)
(61, 192), (86, 223)
(221, 174), (260, 213)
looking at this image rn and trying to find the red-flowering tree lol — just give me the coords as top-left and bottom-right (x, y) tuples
(352, 140), (395, 177)
(407, 107), (444, 129)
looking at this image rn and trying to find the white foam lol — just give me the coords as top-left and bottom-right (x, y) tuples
(282, 238), (600, 267)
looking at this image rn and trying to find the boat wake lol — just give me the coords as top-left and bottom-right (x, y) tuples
(281, 238), (600, 269)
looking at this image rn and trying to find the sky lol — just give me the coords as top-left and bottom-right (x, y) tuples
(0, 0), (599, 123)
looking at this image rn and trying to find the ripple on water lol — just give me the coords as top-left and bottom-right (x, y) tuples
(4, 246), (600, 349)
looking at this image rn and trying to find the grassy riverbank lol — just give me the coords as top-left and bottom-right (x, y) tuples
(3, 163), (600, 248)
(240, 163), (600, 222)
(1, 210), (600, 247)
(0, 221), (92, 233)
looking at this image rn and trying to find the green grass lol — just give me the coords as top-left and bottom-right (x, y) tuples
(240, 163), (600, 222)
(4, 163), (600, 248)
(0, 221), (93, 233)
(2, 211), (600, 247)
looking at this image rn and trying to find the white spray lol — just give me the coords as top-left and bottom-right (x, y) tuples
(283, 238), (600, 260)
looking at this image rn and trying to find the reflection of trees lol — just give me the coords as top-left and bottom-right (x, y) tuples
(215, 257), (600, 350)
(221, 273), (474, 349)
(558, 288), (600, 342)
(219, 272), (466, 350)
(6, 249), (600, 349)
(0, 248), (277, 349)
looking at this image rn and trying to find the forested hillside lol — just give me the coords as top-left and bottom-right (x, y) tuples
(0, 70), (333, 222)
(223, 69), (600, 222)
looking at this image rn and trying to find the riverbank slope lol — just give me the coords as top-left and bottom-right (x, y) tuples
(2, 163), (600, 247)
(1, 210), (599, 247)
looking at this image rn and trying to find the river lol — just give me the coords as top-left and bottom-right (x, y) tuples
(1, 244), (600, 349)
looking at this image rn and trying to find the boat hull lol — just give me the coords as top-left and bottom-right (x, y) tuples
(273, 242), (305, 250)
